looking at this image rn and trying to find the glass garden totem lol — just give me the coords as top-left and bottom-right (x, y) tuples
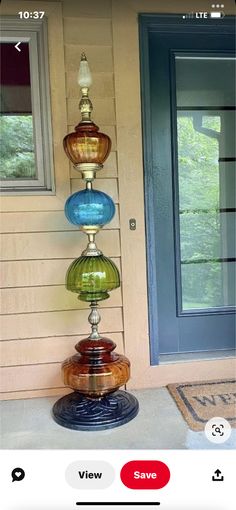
(52, 54), (139, 430)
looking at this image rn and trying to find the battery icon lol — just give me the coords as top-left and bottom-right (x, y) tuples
(210, 11), (224, 18)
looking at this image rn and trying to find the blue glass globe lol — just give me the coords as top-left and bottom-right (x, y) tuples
(65, 189), (115, 227)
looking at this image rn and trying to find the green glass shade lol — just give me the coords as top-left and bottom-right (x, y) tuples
(66, 255), (120, 302)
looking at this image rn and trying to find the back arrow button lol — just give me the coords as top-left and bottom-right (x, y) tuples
(15, 42), (21, 52)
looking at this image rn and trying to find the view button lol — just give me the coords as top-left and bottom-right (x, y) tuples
(120, 460), (170, 490)
(66, 461), (115, 489)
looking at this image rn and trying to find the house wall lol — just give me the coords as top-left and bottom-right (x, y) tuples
(0, 0), (123, 400)
(1, 0), (235, 400)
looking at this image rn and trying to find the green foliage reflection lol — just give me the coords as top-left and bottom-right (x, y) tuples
(0, 115), (35, 179)
(178, 115), (224, 309)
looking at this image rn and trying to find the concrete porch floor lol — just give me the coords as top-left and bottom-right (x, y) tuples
(0, 388), (235, 449)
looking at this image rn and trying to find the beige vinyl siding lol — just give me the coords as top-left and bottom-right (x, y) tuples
(0, 0), (124, 400)
(0, 258), (121, 288)
(1, 332), (124, 367)
(1, 231), (120, 260)
(1, 208), (119, 233)
(0, 287), (122, 314)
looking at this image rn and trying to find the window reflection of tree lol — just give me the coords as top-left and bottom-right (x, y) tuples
(178, 111), (235, 309)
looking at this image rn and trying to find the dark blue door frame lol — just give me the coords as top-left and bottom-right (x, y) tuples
(139, 14), (236, 365)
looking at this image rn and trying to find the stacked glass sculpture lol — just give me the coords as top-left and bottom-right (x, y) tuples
(52, 54), (139, 430)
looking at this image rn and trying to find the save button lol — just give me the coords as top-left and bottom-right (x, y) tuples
(120, 460), (170, 489)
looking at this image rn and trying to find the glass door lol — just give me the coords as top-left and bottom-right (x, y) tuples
(142, 16), (236, 362)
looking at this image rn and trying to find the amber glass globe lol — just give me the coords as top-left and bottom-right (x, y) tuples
(66, 254), (120, 302)
(63, 121), (111, 165)
(62, 337), (130, 397)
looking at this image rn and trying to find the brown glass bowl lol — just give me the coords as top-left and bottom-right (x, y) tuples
(63, 121), (111, 165)
(62, 337), (130, 397)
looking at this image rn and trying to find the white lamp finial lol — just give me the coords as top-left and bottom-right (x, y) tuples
(78, 53), (92, 89)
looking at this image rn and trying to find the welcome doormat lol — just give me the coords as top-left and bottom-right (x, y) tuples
(167, 379), (236, 431)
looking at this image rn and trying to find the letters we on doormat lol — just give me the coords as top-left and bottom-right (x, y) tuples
(167, 379), (236, 431)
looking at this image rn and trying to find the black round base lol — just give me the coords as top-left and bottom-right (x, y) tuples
(52, 390), (139, 431)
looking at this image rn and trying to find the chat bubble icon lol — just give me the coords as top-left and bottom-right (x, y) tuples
(11, 467), (25, 482)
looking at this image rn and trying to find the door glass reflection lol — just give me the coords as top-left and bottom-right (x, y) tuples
(176, 56), (236, 310)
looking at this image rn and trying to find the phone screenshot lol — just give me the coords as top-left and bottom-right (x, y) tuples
(0, 0), (235, 509)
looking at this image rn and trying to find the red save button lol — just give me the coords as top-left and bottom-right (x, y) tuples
(120, 460), (170, 490)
